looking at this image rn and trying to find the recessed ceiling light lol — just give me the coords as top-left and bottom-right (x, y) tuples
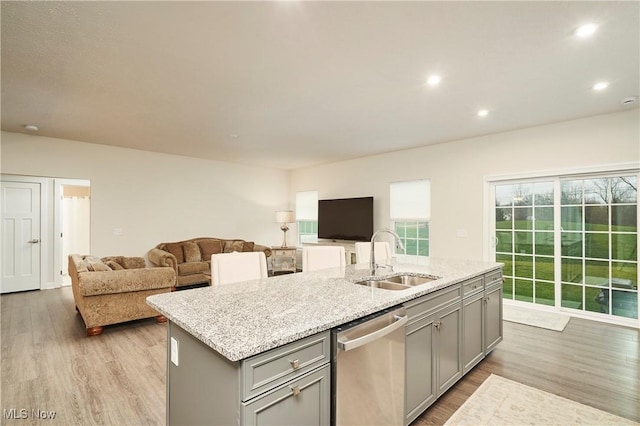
(592, 81), (609, 91)
(426, 74), (442, 86)
(23, 124), (39, 132)
(477, 109), (489, 117)
(574, 23), (598, 38)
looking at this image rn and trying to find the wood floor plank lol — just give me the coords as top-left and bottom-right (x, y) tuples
(1, 286), (638, 425)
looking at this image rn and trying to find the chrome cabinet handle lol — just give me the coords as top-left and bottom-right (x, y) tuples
(28, 239), (40, 244)
(290, 385), (301, 396)
(434, 321), (442, 330)
(290, 359), (300, 369)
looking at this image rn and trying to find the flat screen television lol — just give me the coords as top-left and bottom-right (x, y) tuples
(317, 196), (373, 242)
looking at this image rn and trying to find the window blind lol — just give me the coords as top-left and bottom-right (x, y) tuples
(295, 190), (318, 220)
(390, 180), (430, 220)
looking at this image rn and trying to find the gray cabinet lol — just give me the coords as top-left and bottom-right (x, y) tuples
(404, 285), (462, 425)
(484, 273), (503, 353)
(167, 323), (330, 426)
(242, 364), (330, 426)
(462, 271), (503, 373)
(406, 269), (503, 425)
(462, 290), (485, 372)
(462, 276), (485, 373)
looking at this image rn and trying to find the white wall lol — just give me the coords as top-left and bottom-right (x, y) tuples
(2, 109), (638, 269)
(290, 110), (640, 261)
(1, 132), (290, 260)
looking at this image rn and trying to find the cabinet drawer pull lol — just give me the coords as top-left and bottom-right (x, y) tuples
(290, 359), (300, 369)
(290, 385), (301, 396)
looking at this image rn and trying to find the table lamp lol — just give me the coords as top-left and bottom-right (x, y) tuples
(275, 210), (296, 248)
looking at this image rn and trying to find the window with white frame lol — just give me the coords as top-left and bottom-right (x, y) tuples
(296, 190), (318, 245)
(492, 173), (638, 322)
(390, 180), (431, 257)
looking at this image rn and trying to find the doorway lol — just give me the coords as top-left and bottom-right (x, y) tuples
(489, 172), (638, 326)
(1, 174), (91, 292)
(59, 182), (91, 285)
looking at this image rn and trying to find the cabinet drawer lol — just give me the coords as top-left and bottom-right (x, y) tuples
(241, 364), (330, 426)
(273, 249), (296, 257)
(241, 331), (330, 401)
(405, 285), (461, 322)
(485, 269), (503, 288)
(462, 276), (484, 297)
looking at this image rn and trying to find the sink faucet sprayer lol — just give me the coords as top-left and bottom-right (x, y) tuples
(370, 228), (405, 273)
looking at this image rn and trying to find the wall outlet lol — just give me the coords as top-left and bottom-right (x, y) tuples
(170, 337), (179, 366)
(113, 227), (124, 236)
(456, 229), (468, 238)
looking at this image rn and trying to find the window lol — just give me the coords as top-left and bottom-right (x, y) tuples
(492, 173), (638, 322)
(395, 221), (429, 256)
(296, 191), (318, 245)
(495, 181), (555, 306)
(390, 180), (430, 258)
(560, 176), (638, 319)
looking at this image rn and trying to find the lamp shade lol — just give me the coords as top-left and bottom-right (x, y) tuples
(275, 210), (296, 223)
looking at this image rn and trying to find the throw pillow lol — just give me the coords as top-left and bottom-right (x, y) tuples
(101, 255), (123, 265)
(224, 240), (245, 253)
(242, 241), (255, 252)
(198, 240), (223, 260)
(88, 260), (111, 272)
(105, 260), (124, 270)
(183, 242), (202, 263)
(121, 257), (145, 269)
(165, 243), (185, 263)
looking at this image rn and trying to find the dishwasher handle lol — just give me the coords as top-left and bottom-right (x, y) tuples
(337, 313), (407, 352)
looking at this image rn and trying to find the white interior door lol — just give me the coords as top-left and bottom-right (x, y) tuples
(1, 181), (41, 293)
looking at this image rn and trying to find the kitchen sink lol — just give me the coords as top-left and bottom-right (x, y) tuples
(355, 280), (412, 291)
(384, 274), (437, 286)
(354, 274), (440, 291)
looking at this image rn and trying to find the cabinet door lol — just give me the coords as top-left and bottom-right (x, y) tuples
(436, 303), (462, 395)
(405, 316), (436, 425)
(242, 364), (330, 426)
(484, 283), (503, 354)
(462, 291), (484, 373)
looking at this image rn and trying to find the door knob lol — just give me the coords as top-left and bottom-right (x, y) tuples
(28, 239), (40, 244)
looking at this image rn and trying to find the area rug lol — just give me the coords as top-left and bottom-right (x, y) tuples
(444, 374), (638, 426)
(503, 304), (570, 331)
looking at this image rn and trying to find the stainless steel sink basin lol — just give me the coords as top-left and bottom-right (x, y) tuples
(354, 274), (440, 291)
(355, 280), (411, 291)
(384, 275), (438, 286)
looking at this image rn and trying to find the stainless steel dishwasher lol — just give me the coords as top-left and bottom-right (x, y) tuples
(332, 306), (407, 426)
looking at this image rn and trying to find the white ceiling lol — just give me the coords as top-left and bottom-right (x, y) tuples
(2, 1), (638, 170)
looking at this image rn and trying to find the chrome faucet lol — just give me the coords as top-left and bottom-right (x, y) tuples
(370, 228), (405, 273)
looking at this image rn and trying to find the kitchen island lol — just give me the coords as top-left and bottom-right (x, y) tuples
(147, 257), (503, 425)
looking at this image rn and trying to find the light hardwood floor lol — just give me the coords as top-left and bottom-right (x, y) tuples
(1, 286), (638, 425)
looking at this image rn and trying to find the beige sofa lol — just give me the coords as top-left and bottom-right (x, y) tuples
(69, 254), (176, 336)
(147, 237), (272, 288)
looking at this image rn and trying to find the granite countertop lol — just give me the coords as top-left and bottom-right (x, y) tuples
(147, 257), (502, 362)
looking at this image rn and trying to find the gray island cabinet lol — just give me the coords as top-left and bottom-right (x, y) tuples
(168, 324), (330, 425)
(147, 258), (502, 426)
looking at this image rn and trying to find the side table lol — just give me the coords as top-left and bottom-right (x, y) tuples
(271, 247), (297, 274)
